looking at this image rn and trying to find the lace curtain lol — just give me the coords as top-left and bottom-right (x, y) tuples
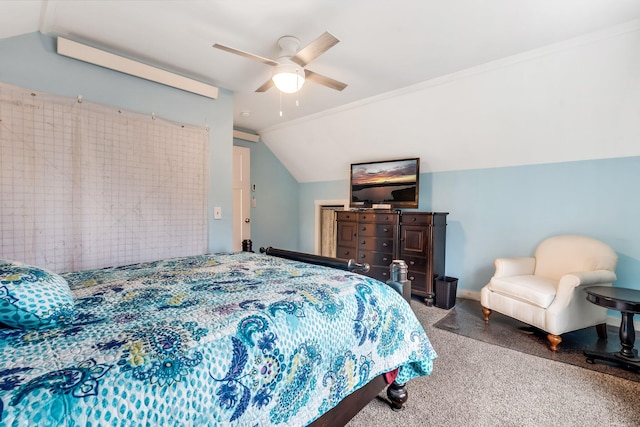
(0, 83), (208, 272)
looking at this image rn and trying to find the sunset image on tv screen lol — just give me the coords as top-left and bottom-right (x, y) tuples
(351, 159), (418, 204)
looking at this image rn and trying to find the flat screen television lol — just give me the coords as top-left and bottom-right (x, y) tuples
(350, 157), (420, 209)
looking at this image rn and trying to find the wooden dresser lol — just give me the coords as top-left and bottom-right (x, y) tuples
(336, 210), (399, 283)
(336, 210), (447, 305)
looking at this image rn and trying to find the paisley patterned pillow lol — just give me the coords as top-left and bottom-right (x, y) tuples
(0, 260), (75, 329)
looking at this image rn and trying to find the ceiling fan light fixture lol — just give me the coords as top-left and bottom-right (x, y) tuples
(272, 63), (305, 93)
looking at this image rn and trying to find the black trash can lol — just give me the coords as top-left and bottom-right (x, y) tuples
(435, 276), (458, 309)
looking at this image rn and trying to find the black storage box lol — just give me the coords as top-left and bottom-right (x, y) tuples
(435, 276), (458, 309)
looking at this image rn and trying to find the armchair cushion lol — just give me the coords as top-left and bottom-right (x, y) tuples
(489, 275), (556, 308)
(534, 235), (618, 281)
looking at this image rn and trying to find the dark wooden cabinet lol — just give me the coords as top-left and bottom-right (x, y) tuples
(399, 212), (448, 306)
(336, 210), (447, 305)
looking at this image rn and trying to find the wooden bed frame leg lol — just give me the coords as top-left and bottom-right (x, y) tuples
(387, 381), (408, 411)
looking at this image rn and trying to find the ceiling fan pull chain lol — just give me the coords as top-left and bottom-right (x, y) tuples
(296, 68), (301, 107)
(279, 91), (283, 117)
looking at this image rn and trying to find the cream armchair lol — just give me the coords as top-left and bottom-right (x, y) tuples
(480, 235), (618, 351)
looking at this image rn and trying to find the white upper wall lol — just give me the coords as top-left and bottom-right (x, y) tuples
(261, 21), (640, 183)
(3, 1), (639, 132)
(0, 1), (44, 38)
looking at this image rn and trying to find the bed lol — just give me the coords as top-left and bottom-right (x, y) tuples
(0, 250), (437, 426)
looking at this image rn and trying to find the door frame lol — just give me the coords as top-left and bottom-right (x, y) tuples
(232, 146), (251, 252)
(313, 199), (349, 255)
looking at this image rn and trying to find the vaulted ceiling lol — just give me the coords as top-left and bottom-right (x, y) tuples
(2, 1), (640, 182)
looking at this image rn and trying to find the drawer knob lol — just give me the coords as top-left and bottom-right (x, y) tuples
(360, 254), (366, 259)
(361, 240), (366, 244)
(412, 217), (417, 222)
(361, 227), (366, 231)
(382, 242), (388, 247)
(383, 228), (389, 232)
(409, 260), (415, 265)
(409, 276), (415, 280)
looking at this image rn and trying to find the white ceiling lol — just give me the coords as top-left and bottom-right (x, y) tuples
(0, 0), (640, 182)
(2, 0), (639, 134)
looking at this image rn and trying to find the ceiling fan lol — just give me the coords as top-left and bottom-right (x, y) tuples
(213, 31), (347, 93)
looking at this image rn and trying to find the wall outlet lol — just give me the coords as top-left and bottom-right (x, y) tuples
(213, 207), (222, 220)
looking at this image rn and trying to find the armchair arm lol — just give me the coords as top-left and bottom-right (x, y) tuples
(493, 257), (536, 278)
(551, 269), (617, 309)
(563, 270), (617, 287)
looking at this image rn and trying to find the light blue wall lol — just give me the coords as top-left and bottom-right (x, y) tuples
(233, 137), (299, 251)
(432, 157), (640, 293)
(0, 33), (235, 252)
(299, 156), (640, 294)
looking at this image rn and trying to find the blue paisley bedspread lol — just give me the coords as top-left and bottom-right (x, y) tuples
(0, 252), (436, 426)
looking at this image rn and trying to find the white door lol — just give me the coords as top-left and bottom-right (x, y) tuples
(232, 146), (251, 252)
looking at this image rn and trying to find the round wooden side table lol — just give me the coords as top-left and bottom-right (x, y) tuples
(583, 286), (640, 372)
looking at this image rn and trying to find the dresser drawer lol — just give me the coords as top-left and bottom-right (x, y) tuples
(402, 255), (427, 270)
(406, 271), (427, 295)
(336, 211), (358, 222)
(336, 246), (357, 259)
(358, 237), (394, 252)
(368, 266), (391, 283)
(401, 213), (434, 226)
(357, 250), (394, 267)
(358, 212), (399, 224)
(359, 223), (395, 238)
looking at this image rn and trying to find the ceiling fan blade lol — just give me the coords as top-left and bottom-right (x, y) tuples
(213, 43), (279, 67)
(304, 69), (348, 91)
(255, 78), (274, 93)
(290, 32), (339, 67)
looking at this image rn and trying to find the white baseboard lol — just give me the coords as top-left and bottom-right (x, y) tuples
(458, 289), (480, 301)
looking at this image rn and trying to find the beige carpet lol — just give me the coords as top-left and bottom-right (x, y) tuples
(347, 299), (640, 427)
